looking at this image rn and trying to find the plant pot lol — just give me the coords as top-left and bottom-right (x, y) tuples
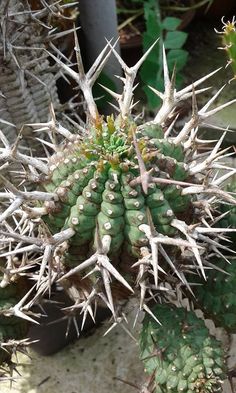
(29, 289), (111, 356)
(196, 0), (236, 19)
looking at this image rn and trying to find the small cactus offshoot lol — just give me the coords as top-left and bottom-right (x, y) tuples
(193, 257), (236, 334)
(0, 20), (236, 388)
(218, 178), (236, 249)
(217, 17), (236, 81)
(139, 304), (226, 393)
(0, 276), (30, 378)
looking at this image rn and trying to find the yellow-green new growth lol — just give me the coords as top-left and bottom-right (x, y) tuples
(218, 17), (236, 81)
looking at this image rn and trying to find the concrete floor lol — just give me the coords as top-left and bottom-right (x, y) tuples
(1, 313), (236, 393)
(1, 311), (145, 393)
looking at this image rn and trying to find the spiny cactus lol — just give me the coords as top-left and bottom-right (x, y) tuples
(217, 179), (236, 249)
(139, 304), (226, 393)
(217, 17), (236, 81)
(0, 1), (58, 132)
(1, 26), (236, 383)
(0, 0), (77, 150)
(192, 257), (236, 333)
(42, 119), (192, 267)
(0, 276), (29, 379)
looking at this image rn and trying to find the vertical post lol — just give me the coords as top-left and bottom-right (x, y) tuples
(79, 0), (122, 109)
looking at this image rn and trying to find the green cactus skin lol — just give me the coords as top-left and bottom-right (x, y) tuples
(220, 18), (236, 80)
(42, 119), (192, 269)
(139, 304), (226, 393)
(192, 258), (236, 333)
(218, 180), (236, 249)
(0, 280), (28, 369)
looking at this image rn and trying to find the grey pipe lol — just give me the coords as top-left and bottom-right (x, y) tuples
(79, 0), (122, 103)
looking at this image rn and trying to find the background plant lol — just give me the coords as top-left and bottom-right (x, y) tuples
(141, 0), (188, 108)
(117, 0), (214, 108)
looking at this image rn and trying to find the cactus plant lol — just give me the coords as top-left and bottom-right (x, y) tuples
(217, 179), (236, 249)
(1, 9), (236, 387)
(1, 40), (236, 309)
(0, 0), (60, 134)
(217, 16), (236, 81)
(139, 304), (226, 393)
(192, 257), (236, 333)
(0, 276), (29, 379)
(0, 0), (77, 150)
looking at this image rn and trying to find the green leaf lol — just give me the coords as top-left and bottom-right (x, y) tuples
(142, 79), (163, 109)
(139, 0), (189, 108)
(142, 33), (160, 58)
(164, 31), (188, 49)
(162, 17), (181, 31)
(140, 59), (160, 81)
(167, 49), (189, 71)
(92, 72), (116, 111)
(141, 0), (162, 108)
(143, 6), (161, 40)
